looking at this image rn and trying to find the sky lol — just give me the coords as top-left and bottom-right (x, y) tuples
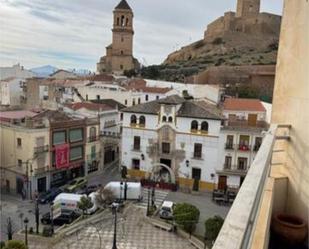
(0, 0), (283, 71)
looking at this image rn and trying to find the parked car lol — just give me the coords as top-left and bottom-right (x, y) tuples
(38, 188), (62, 204)
(41, 210), (80, 226)
(76, 184), (100, 195)
(159, 201), (174, 219)
(64, 177), (88, 193)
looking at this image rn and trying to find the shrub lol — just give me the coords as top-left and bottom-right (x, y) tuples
(77, 196), (93, 215)
(212, 37), (224, 45)
(205, 216), (224, 242)
(42, 226), (53, 237)
(0, 241), (5, 249)
(3, 240), (27, 249)
(173, 203), (200, 234)
(96, 187), (116, 206)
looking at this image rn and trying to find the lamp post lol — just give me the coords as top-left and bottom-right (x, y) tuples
(35, 198), (39, 234)
(112, 203), (118, 249)
(119, 181), (123, 203)
(146, 187), (150, 216)
(24, 217), (29, 246)
(7, 217), (12, 240)
(50, 202), (54, 235)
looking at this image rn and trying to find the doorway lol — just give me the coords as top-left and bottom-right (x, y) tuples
(159, 159), (172, 182)
(6, 180), (10, 193)
(192, 168), (201, 191)
(37, 177), (47, 193)
(16, 178), (24, 194)
(218, 176), (227, 190)
(160, 158), (171, 168)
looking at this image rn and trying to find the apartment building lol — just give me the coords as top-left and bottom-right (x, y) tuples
(216, 98), (268, 189)
(0, 110), (101, 197)
(121, 95), (223, 191)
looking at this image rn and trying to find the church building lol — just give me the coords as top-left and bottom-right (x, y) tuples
(97, 0), (140, 75)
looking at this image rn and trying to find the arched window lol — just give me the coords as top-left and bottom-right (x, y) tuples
(145, 95), (149, 101)
(191, 120), (198, 132)
(130, 115), (137, 126)
(117, 17), (120, 26)
(126, 18), (129, 26)
(121, 15), (125, 26)
(139, 116), (146, 127)
(89, 127), (96, 142)
(121, 50), (124, 55)
(168, 116), (173, 123)
(201, 121), (209, 133)
(162, 116), (167, 122)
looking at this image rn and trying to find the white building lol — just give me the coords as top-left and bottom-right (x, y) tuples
(121, 95), (223, 191)
(0, 78), (24, 106)
(216, 98), (268, 189)
(0, 64), (35, 80)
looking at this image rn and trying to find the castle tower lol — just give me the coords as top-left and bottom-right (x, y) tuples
(236, 0), (260, 18)
(97, 0), (139, 75)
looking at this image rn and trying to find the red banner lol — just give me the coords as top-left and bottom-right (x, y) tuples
(55, 144), (69, 169)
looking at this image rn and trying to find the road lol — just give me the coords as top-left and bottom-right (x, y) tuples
(0, 160), (121, 241)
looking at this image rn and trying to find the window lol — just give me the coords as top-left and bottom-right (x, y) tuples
(156, 96), (159, 100)
(254, 137), (262, 151)
(130, 115), (137, 125)
(96, 95), (100, 100)
(162, 116), (167, 122)
(89, 127), (96, 141)
(18, 159), (22, 167)
(70, 146), (83, 161)
(69, 128), (83, 143)
(133, 136), (140, 150)
(145, 95), (149, 101)
(117, 17), (120, 26)
(121, 15), (125, 26)
(126, 18), (129, 26)
(224, 156), (232, 169)
(193, 143), (202, 158)
(132, 159), (140, 170)
(191, 120), (198, 132)
(238, 157), (248, 170)
(162, 142), (170, 154)
(138, 98), (141, 104)
(91, 145), (96, 159)
(53, 131), (66, 145)
(86, 94), (88, 101)
(125, 99), (128, 105)
(226, 135), (234, 149)
(239, 135), (250, 150)
(139, 116), (146, 127)
(168, 117), (173, 123)
(120, 113), (123, 121)
(132, 99), (136, 106)
(121, 50), (124, 55)
(17, 138), (22, 147)
(201, 121), (209, 133)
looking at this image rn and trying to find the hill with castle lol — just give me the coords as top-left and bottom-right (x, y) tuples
(144, 0), (281, 83)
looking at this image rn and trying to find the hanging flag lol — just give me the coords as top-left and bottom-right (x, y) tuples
(55, 144), (69, 169)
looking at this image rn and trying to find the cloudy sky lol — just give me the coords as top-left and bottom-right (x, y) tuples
(0, 0), (283, 71)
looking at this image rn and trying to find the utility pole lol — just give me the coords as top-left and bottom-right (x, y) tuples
(146, 187), (150, 216)
(112, 203), (118, 249)
(25, 160), (29, 199)
(35, 198), (39, 234)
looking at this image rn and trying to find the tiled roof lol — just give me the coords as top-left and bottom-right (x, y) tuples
(33, 110), (80, 122)
(115, 0), (132, 10)
(66, 102), (113, 112)
(122, 95), (223, 120)
(223, 98), (266, 112)
(90, 99), (126, 110)
(85, 74), (114, 82)
(0, 110), (37, 122)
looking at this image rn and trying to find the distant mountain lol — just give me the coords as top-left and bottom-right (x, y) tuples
(30, 65), (58, 77)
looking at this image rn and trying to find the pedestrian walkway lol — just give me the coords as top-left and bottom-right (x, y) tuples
(136, 188), (169, 209)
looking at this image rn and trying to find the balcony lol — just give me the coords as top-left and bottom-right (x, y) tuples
(217, 165), (248, 176)
(87, 136), (100, 143)
(238, 144), (251, 151)
(225, 120), (268, 129)
(34, 145), (49, 154)
(225, 143), (235, 150)
(212, 124), (292, 249)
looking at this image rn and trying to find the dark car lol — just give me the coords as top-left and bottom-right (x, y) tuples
(41, 210), (80, 226)
(38, 188), (62, 204)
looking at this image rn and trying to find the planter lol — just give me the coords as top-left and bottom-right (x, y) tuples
(272, 213), (308, 245)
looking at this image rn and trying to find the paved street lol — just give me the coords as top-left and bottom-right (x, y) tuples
(52, 206), (195, 249)
(166, 191), (230, 236)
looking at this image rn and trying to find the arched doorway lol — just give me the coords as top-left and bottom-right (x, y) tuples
(148, 163), (176, 184)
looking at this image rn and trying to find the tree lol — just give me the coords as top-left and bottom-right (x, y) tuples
(95, 187), (115, 207)
(123, 69), (137, 78)
(77, 196), (93, 215)
(3, 240), (27, 249)
(173, 203), (200, 234)
(205, 215), (224, 242)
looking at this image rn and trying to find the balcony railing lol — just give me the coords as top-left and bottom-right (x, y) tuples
(238, 144), (251, 151)
(192, 152), (203, 160)
(100, 131), (121, 138)
(212, 124), (279, 249)
(87, 136), (100, 143)
(225, 120), (269, 129)
(34, 145), (49, 154)
(225, 143), (235, 150)
(131, 145), (141, 152)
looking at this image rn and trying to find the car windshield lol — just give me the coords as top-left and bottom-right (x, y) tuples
(161, 207), (171, 212)
(69, 180), (77, 185)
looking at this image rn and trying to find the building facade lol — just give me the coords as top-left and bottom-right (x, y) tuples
(121, 95), (223, 191)
(97, 0), (139, 75)
(0, 78), (24, 106)
(216, 98), (268, 189)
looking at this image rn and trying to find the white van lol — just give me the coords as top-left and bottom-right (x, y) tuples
(53, 193), (85, 218)
(104, 181), (142, 201)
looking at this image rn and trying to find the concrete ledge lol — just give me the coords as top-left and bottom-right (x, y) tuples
(144, 217), (173, 231)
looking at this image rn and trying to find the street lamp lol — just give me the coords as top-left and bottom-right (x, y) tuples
(50, 202), (54, 235)
(24, 217), (29, 246)
(7, 217), (12, 240)
(146, 187), (151, 216)
(35, 198), (40, 234)
(111, 203), (119, 249)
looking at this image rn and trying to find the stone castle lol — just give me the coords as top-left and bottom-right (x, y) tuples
(97, 0), (139, 75)
(204, 0), (281, 41)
